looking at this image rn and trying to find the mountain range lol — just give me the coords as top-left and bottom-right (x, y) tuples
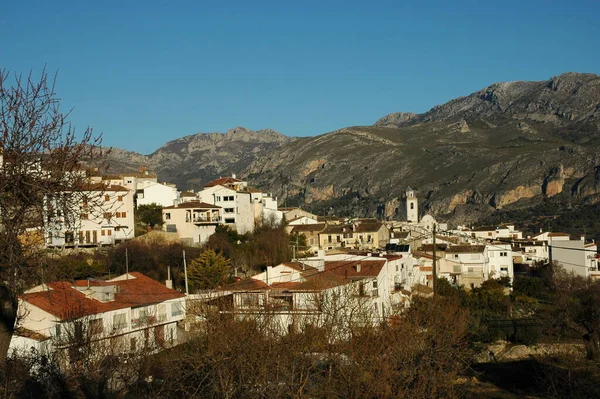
(105, 72), (600, 225)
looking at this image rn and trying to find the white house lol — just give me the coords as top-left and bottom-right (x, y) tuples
(10, 272), (186, 360)
(162, 201), (223, 246)
(197, 175), (282, 234)
(444, 245), (487, 289)
(552, 238), (599, 279)
(44, 183), (135, 247)
(485, 243), (514, 282)
(136, 182), (179, 208)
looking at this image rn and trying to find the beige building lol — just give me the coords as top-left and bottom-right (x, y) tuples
(162, 201), (223, 245)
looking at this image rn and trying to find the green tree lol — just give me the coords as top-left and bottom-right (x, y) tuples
(136, 203), (163, 228)
(188, 249), (231, 291)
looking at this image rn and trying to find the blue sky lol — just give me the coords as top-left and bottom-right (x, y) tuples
(1, 0), (599, 154)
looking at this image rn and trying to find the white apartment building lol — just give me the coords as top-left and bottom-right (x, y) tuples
(197, 175), (281, 234)
(10, 272), (186, 360)
(44, 183), (135, 247)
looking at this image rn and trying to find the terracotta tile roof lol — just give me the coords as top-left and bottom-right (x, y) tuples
(21, 272), (185, 320)
(354, 222), (385, 233)
(295, 270), (349, 290)
(419, 243), (448, 252)
(324, 260), (385, 278)
(445, 245), (486, 253)
(291, 223), (326, 233)
(548, 232), (571, 237)
(163, 201), (221, 210)
(80, 183), (130, 192)
(244, 186), (262, 193)
(204, 177), (244, 187)
(227, 278), (268, 291)
(469, 226), (496, 232)
(280, 262), (316, 272)
(269, 282), (302, 289)
(321, 225), (344, 234)
(179, 191), (197, 197)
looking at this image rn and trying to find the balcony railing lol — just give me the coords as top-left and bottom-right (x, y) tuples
(192, 216), (221, 224)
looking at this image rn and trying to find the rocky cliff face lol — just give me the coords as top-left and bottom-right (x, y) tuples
(106, 73), (600, 226)
(243, 73), (600, 224)
(105, 127), (292, 190)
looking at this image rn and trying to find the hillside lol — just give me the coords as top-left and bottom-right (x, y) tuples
(105, 127), (293, 190)
(244, 73), (600, 224)
(104, 72), (600, 226)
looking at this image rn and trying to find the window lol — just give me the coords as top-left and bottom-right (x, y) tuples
(81, 213), (88, 220)
(104, 195), (110, 201)
(108, 230), (112, 236)
(101, 230), (105, 236)
(164, 213), (171, 220)
(225, 218), (235, 224)
(113, 313), (126, 330)
(224, 195), (234, 201)
(488, 232), (492, 236)
(172, 302), (183, 317)
(117, 195), (123, 201)
(500, 252), (508, 257)
(158, 304), (167, 322)
(120, 212), (127, 218)
(89, 318), (104, 335)
(224, 208), (234, 213)
(215, 196), (221, 201)
(104, 212), (112, 219)
(410, 203), (414, 209)
(239, 293), (260, 308)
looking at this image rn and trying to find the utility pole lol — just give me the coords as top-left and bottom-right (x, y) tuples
(183, 249), (189, 296)
(432, 224), (437, 296)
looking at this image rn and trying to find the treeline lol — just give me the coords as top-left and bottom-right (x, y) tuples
(39, 223), (295, 291)
(479, 199), (600, 243)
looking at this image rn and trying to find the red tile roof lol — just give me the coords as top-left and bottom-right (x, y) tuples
(324, 260), (385, 278)
(204, 177), (244, 187)
(227, 278), (269, 291)
(22, 272), (185, 320)
(163, 201), (221, 210)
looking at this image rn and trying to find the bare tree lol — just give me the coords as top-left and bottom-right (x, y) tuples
(0, 68), (106, 363)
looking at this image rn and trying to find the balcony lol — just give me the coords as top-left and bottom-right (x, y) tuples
(192, 216), (221, 225)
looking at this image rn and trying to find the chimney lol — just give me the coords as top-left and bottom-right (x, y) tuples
(266, 266), (272, 285)
(232, 173), (236, 179)
(355, 264), (361, 273)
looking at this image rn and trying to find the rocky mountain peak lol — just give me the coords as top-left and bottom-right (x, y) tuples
(374, 112), (417, 127)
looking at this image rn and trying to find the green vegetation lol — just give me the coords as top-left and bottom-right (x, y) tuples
(187, 249), (232, 290)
